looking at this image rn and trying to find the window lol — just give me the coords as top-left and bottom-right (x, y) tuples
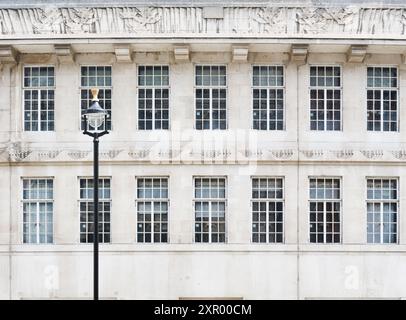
(80, 66), (112, 131)
(367, 67), (398, 131)
(252, 66), (284, 130)
(23, 66), (55, 131)
(136, 178), (169, 243)
(309, 178), (341, 243)
(310, 66), (341, 131)
(195, 65), (227, 130)
(367, 178), (398, 244)
(138, 66), (169, 130)
(251, 178), (284, 243)
(194, 177), (226, 243)
(22, 178), (53, 244)
(79, 178), (111, 243)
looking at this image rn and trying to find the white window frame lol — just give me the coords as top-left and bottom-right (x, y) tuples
(22, 65), (55, 132)
(366, 177), (399, 244)
(309, 65), (343, 131)
(78, 177), (112, 244)
(366, 66), (399, 132)
(308, 176), (342, 244)
(21, 177), (54, 244)
(194, 64), (228, 130)
(193, 176), (227, 243)
(250, 176), (285, 244)
(136, 65), (171, 130)
(251, 65), (286, 131)
(135, 176), (170, 243)
(79, 65), (113, 131)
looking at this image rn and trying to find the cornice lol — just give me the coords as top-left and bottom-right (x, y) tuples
(0, 5), (405, 39)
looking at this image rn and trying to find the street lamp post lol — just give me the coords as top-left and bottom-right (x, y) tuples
(82, 88), (109, 301)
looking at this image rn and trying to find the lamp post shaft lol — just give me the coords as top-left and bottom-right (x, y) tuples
(93, 134), (99, 301)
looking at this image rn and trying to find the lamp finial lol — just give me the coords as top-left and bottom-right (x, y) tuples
(91, 88), (99, 102)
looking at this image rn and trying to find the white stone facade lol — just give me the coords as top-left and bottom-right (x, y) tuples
(1, 0), (406, 299)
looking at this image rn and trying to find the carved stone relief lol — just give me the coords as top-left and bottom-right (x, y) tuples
(242, 149), (263, 158)
(8, 143), (31, 161)
(300, 150), (324, 159)
(252, 7), (287, 34)
(0, 6), (404, 37)
(99, 149), (122, 160)
(360, 150), (384, 159)
(67, 150), (90, 160)
(3, 146), (406, 163)
(37, 150), (61, 160)
(64, 8), (99, 34)
(392, 150), (406, 160)
(120, 7), (161, 33)
(271, 149), (294, 160)
(32, 8), (63, 34)
(330, 150), (354, 159)
(128, 150), (150, 159)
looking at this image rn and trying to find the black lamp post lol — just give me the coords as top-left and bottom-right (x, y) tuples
(82, 88), (109, 301)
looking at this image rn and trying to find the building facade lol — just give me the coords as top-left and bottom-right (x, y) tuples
(1, 0), (406, 299)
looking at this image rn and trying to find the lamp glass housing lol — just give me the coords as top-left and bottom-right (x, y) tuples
(87, 111), (106, 129)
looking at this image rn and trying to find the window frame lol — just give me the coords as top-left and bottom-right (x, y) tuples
(308, 176), (342, 244)
(78, 176), (112, 244)
(22, 64), (56, 132)
(365, 176), (399, 244)
(250, 176), (285, 244)
(136, 64), (171, 131)
(79, 65), (113, 131)
(135, 176), (170, 243)
(308, 65), (343, 132)
(366, 65), (399, 132)
(21, 177), (55, 245)
(192, 176), (228, 244)
(193, 64), (228, 130)
(251, 64), (286, 131)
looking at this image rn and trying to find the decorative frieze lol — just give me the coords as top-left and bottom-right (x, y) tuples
(8, 143), (31, 161)
(3, 145), (406, 163)
(252, 7), (287, 34)
(242, 149), (263, 159)
(0, 6), (405, 38)
(36, 150), (61, 161)
(67, 150), (90, 160)
(330, 150), (354, 159)
(392, 150), (406, 160)
(271, 149), (294, 160)
(360, 150), (384, 159)
(100, 149), (122, 160)
(120, 7), (161, 33)
(296, 7), (357, 34)
(300, 150), (324, 159)
(128, 149), (150, 159)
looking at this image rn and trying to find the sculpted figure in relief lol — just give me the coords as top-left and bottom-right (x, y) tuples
(297, 7), (357, 34)
(32, 8), (63, 34)
(64, 8), (98, 34)
(253, 7), (286, 33)
(120, 7), (161, 33)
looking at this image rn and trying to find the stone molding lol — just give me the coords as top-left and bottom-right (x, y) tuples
(0, 5), (405, 38)
(2, 145), (406, 164)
